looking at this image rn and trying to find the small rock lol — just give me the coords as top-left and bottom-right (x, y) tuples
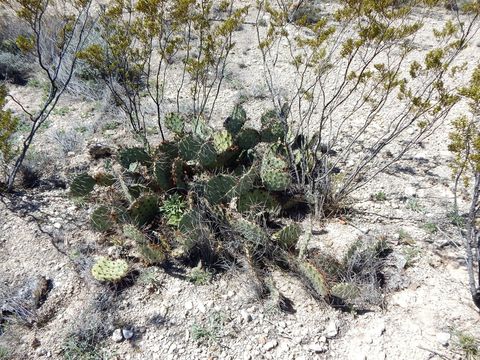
(263, 339), (278, 351)
(308, 344), (327, 353)
(325, 321), (338, 339)
(53, 222), (62, 229)
(112, 329), (123, 343)
(88, 143), (113, 159)
(184, 301), (193, 311)
(122, 328), (134, 340)
(436, 332), (450, 346)
(240, 309), (252, 323)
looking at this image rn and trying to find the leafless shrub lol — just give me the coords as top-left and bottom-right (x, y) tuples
(53, 129), (84, 155)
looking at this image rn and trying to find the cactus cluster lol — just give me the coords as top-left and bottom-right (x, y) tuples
(69, 105), (375, 309)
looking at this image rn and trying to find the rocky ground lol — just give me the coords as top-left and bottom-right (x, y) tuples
(1, 1), (480, 359)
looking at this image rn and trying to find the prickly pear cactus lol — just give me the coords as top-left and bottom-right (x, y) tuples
(93, 172), (116, 187)
(178, 135), (202, 161)
(237, 189), (279, 214)
(224, 104), (246, 135)
(234, 166), (258, 196)
(233, 218), (269, 247)
(330, 282), (360, 302)
(197, 142), (217, 168)
(123, 225), (166, 264)
(236, 128), (260, 150)
(165, 113), (185, 135)
(128, 195), (159, 226)
(118, 147), (151, 169)
(172, 158), (188, 190)
(272, 224), (301, 250)
(205, 175), (236, 204)
(153, 158), (174, 191)
(260, 110), (286, 143)
(213, 130), (233, 154)
(91, 257), (128, 282)
(298, 261), (329, 298)
(91, 206), (115, 232)
(70, 173), (96, 197)
(155, 141), (179, 160)
(260, 152), (291, 191)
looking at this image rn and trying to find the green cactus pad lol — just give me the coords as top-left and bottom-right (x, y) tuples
(205, 175), (236, 204)
(213, 130), (234, 154)
(128, 195), (159, 226)
(233, 218), (269, 247)
(178, 135), (202, 161)
(155, 141), (179, 160)
(260, 153), (291, 191)
(224, 104), (246, 135)
(236, 128), (261, 150)
(237, 189), (279, 214)
(197, 142), (218, 168)
(93, 172), (116, 187)
(118, 147), (151, 169)
(234, 166), (258, 196)
(330, 282), (360, 302)
(165, 113), (185, 135)
(272, 224), (301, 250)
(138, 243), (166, 264)
(298, 261), (329, 298)
(70, 173), (96, 197)
(260, 110), (286, 143)
(91, 257), (128, 282)
(172, 158), (188, 190)
(153, 158), (174, 191)
(91, 206), (115, 232)
(123, 224), (145, 243)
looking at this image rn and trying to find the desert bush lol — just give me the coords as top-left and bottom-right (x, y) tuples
(255, 0), (480, 215)
(0, 84), (18, 187)
(0, 0), (97, 191)
(449, 63), (480, 309)
(78, 0), (248, 142)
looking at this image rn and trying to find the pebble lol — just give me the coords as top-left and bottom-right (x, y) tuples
(122, 328), (134, 340)
(53, 222), (62, 229)
(240, 309), (252, 323)
(263, 339), (278, 351)
(325, 321), (338, 339)
(112, 329), (123, 343)
(436, 332), (450, 346)
(308, 344), (327, 353)
(404, 186), (416, 197)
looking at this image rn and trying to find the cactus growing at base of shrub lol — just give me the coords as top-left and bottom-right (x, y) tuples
(236, 128), (261, 150)
(261, 151), (291, 191)
(128, 195), (159, 226)
(224, 104), (247, 135)
(70, 173), (96, 197)
(330, 282), (360, 302)
(297, 261), (329, 298)
(237, 189), (279, 214)
(118, 147), (151, 169)
(273, 224), (301, 250)
(91, 257), (128, 282)
(204, 175), (236, 204)
(91, 206), (115, 232)
(260, 110), (286, 143)
(165, 113), (185, 135)
(213, 130), (234, 154)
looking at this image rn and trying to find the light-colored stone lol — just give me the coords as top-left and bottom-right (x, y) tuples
(122, 328), (134, 340)
(436, 332), (451, 346)
(112, 329), (123, 343)
(325, 321), (338, 339)
(263, 339), (278, 351)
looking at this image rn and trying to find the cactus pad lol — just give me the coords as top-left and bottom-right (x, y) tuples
(178, 135), (202, 161)
(224, 104), (246, 135)
(118, 147), (151, 169)
(165, 113), (185, 135)
(213, 130), (234, 154)
(70, 173), (96, 197)
(205, 175), (236, 204)
(233, 218), (269, 247)
(237, 189), (279, 214)
(236, 128), (261, 150)
(197, 142), (217, 168)
(260, 110), (286, 143)
(153, 158), (173, 191)
(91, 257), (128, 282)
(128, 195), (159, 226)
(330, 282), (360, 302)
(272, 224), (301, 250)
(91, 206), (115, 232)
(298, 261), (329, 298)
(260, 153), (291, 191)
